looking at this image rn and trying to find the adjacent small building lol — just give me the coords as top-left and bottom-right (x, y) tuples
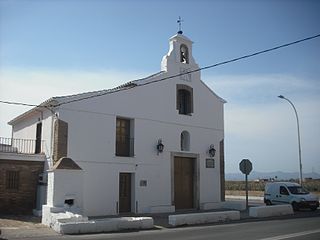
(0, 139), (45, 214)
(4, 31), (226, 217)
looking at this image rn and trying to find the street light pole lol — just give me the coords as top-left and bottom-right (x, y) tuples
(278, 95), (303, 185)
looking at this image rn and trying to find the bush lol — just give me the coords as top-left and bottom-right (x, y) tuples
(225, 180), (320, 193)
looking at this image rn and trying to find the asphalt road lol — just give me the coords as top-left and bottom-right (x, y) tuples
(10, 215), (320, 240)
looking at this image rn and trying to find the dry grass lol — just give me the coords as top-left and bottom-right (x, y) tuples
(225, 190), (264, 197)
(225, 190), (320, 197)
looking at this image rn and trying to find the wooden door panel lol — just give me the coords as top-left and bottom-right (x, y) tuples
(174, 157), (194, 210)
(119, 173), (131, 213)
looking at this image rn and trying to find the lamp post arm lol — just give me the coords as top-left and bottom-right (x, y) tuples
(282, 97), (303, 185)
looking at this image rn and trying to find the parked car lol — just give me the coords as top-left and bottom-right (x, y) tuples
(264, 182), (319, 211)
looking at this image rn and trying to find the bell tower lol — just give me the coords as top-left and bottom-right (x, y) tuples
(161, 20), (199, 79)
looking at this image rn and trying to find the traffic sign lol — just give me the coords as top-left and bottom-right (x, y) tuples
(239, 159), (252, 175)
(239, 158), (253, 210)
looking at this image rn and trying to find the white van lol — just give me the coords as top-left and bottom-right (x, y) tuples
(264, 182), (319, 211)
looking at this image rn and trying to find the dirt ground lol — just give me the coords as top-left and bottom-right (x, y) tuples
(0, 215), (41, 227)
(0, 215), (58, 240)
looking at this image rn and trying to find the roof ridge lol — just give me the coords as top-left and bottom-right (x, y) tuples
(8, 70), (166, 125)
(53, 71), (164, 102)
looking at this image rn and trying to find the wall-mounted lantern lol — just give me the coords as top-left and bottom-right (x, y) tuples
(208, 144), (216, 157)
(157, 139), (164, 155)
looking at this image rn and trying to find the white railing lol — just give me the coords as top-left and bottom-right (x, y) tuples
(0, 137), (45, 154)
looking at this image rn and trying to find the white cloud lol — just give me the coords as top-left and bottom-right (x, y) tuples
(205, 73), (320, 104)
(206, 74), (320, 174)
(0, 67), (150, 137)
(0, 68), (149, 101)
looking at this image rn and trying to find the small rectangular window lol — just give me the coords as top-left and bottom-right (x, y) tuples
(6, 171), (20, 190)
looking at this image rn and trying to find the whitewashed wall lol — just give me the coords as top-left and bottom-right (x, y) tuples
(57, 69), (224, 216)
(12, 109), (54, 169)
(47, 169), (84, 210)
(10, 33), (225, 217)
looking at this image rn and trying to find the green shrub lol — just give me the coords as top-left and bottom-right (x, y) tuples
(225, 180), (320, 192)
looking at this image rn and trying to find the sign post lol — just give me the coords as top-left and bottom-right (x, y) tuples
(239, 159), (253, 210)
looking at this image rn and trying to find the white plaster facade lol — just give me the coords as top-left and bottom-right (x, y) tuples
(8, 32), (226, 217)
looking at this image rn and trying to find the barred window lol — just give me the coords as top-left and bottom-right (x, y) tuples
(116, 117), (134, 157)
(6, 171), (20, 190)
(176, 84), (193, 115)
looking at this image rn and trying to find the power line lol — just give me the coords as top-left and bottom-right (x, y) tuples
(58, 106), (223, 131)
(0, 100), (38, 107)
(0, 101), (55, 112)
(200, 33), (320, 71)
(1, 33), (320, 108)
(53, 33), (320, 106)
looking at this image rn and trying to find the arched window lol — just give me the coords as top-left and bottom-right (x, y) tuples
(180, 44), (189, 64)
(181, 131), (190, 151)
(177, 84), (193, 115)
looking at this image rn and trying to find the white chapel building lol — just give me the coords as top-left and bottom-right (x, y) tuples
(8, 31), (226, 217)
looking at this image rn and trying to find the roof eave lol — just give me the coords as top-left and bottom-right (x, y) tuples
(8, 98), (58, 125)
(200, 80), (227, 104)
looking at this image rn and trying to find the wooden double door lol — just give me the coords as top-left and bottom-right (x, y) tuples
(174, 157), (195, 210)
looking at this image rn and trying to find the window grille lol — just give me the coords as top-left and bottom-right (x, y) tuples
(6, 171), (20, 190)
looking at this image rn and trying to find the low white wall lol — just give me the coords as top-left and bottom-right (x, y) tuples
(57, 217), (154, 234)
(168, 211), (240, 227)
(249, 205), (293, 218)
(42, 205), (87, 228)
(42, 204), (153, 235)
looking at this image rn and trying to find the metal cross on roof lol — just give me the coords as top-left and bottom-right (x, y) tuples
(177, 16), (183, 34)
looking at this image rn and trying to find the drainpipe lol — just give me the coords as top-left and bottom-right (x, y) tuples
(49, 114), (54, 168)
(41, 104), (58, 168)
(50, 111), (59, 168)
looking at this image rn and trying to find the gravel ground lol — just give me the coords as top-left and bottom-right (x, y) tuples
(0, 215), (59, 240)
(0, 215), (41, 227)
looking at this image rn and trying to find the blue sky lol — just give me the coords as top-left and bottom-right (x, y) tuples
(1, 0), (320, 175)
